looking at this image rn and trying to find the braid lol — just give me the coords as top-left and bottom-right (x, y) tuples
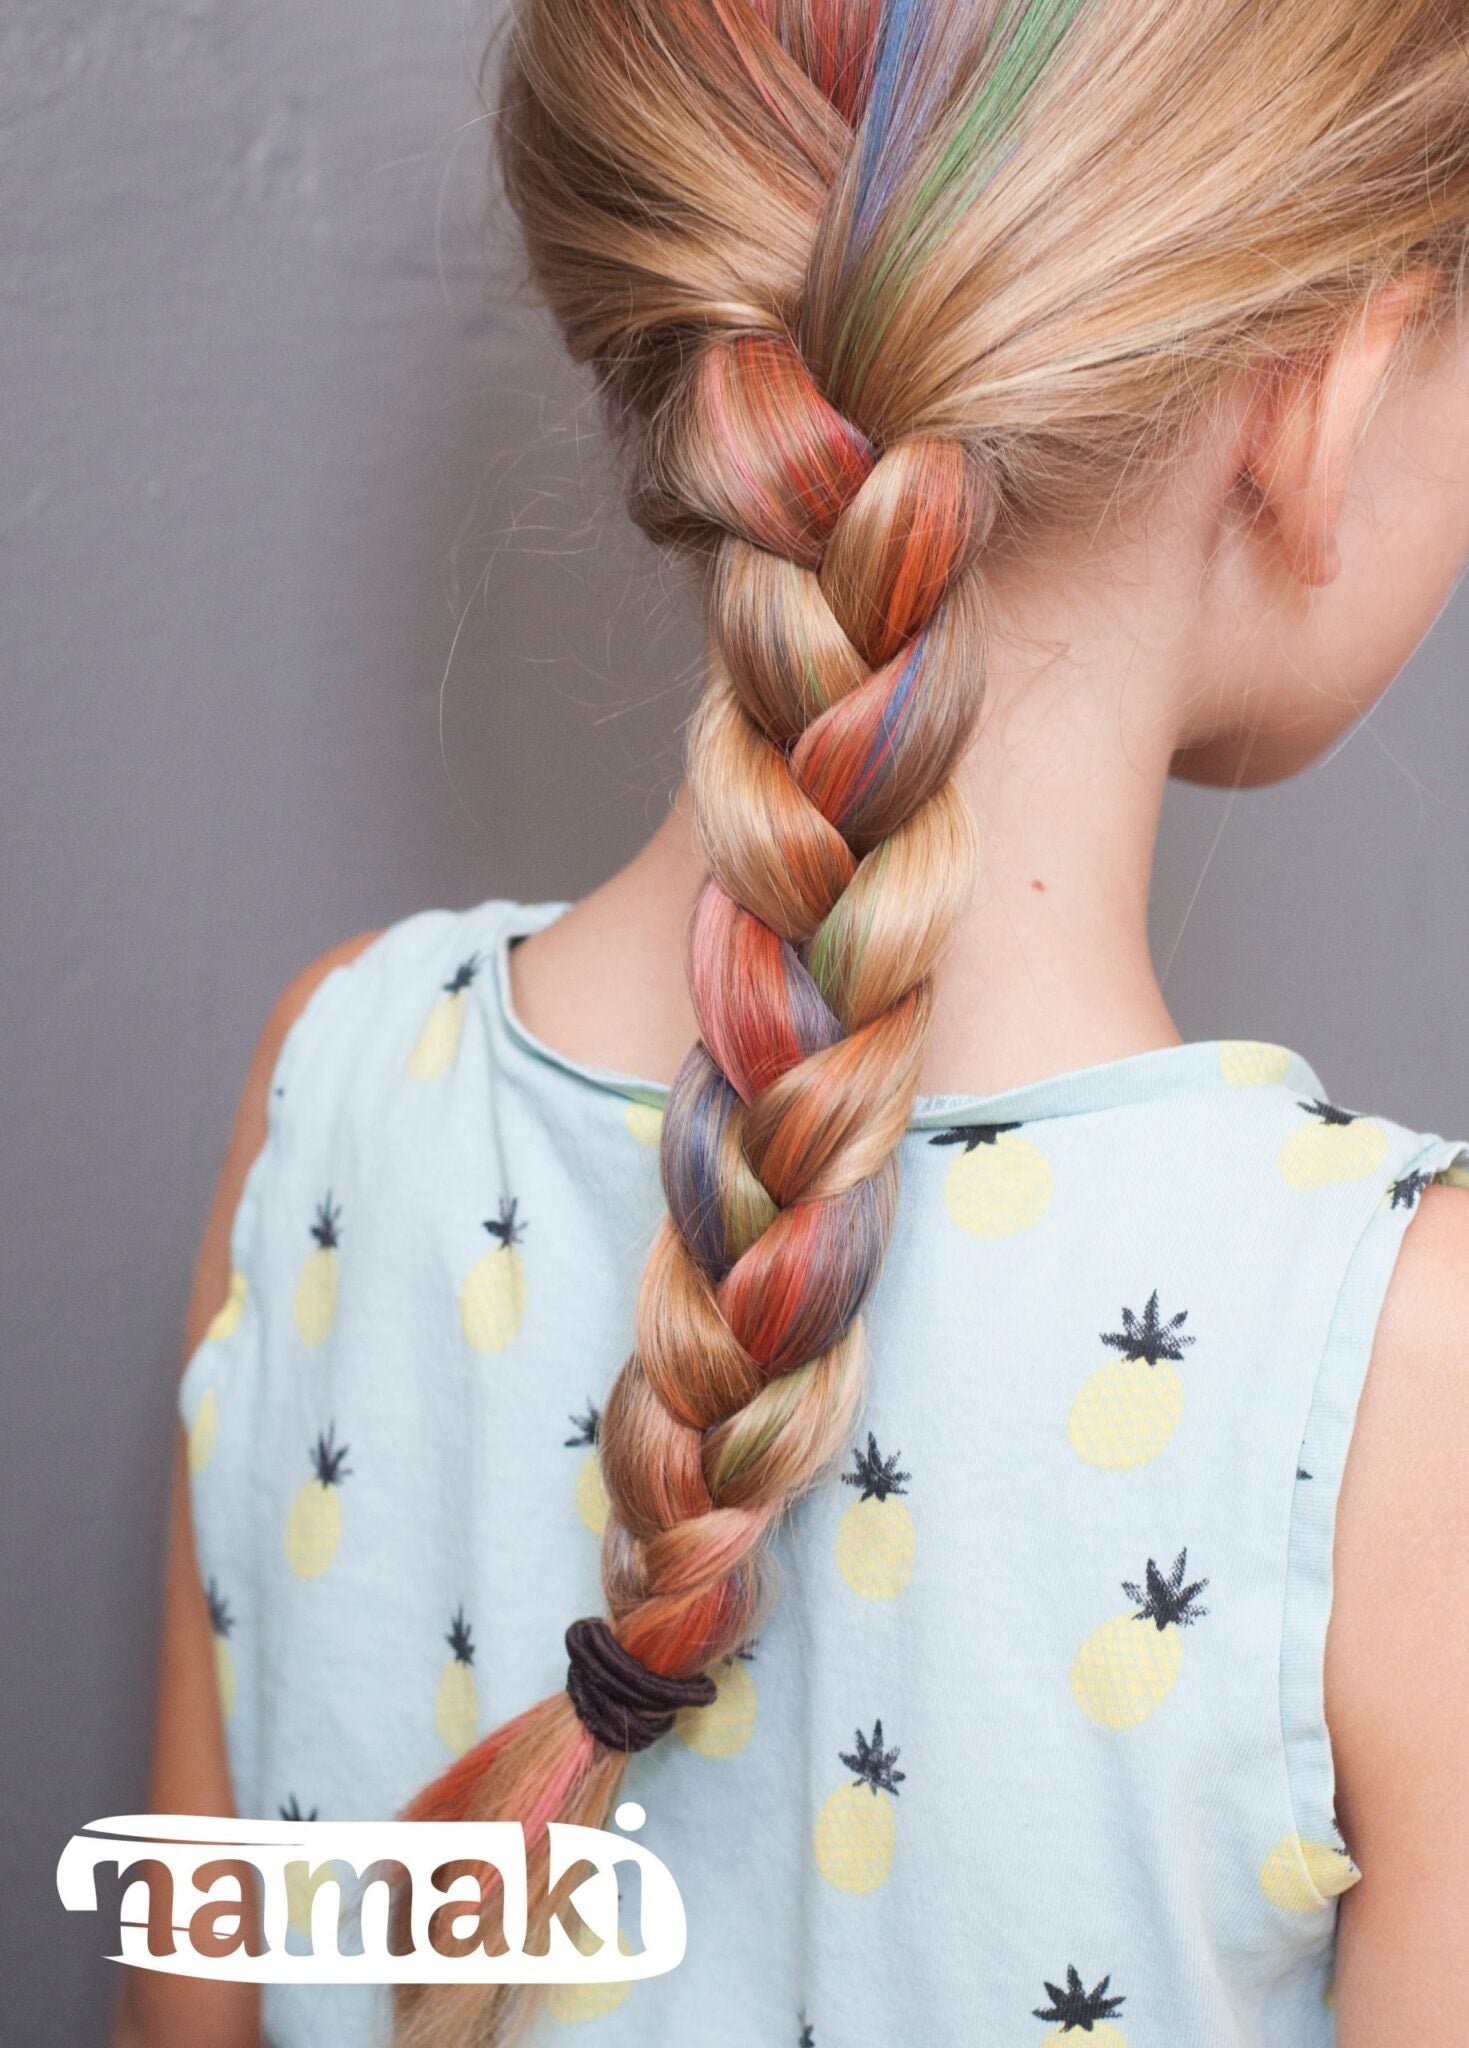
(396, 0), (1469, 2038)
(602, 332), (987, 1681)
(399, 332), (987, 2048)
(398, 6), (996, 2029)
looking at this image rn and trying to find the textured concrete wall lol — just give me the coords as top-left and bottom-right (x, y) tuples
(3, 6), (1466, 2040)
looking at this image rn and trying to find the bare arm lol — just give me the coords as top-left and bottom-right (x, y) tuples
(115, 933), (378, 2048)
(1328, 1181), (1469, 2047)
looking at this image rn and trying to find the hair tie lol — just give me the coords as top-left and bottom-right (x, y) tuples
(564, 1617), (717, 1754)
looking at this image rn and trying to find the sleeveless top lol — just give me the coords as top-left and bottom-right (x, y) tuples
(180, 895), (1469, 2048)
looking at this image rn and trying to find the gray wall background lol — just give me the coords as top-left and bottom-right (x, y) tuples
(3, 5), (1466, 2041)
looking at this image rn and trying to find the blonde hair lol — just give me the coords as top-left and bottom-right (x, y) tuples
(397, 4), (1469, 2040)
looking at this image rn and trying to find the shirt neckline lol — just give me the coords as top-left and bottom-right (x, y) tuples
(488, 897), (1328, 1131)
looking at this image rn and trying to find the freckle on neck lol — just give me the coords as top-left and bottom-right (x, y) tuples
(1030, 879), (1047, 893)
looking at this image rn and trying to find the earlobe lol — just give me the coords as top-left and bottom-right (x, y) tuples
(1244, 273), (1437, 590)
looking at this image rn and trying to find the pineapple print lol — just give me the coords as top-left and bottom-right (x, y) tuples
(407, 956), (481, 1080)
(460, 1198), (528, 1353)
(187, 1386), (218, 1475)
(1259, 1830), (1360, 1913)
(1278, 1100), (1388, 1189)
(566, 1403), (609, 1537)
(625, 1099), (664, 1148)
(435, 1607), (478, 1756)
(279, 1795), (321, 1940)
(1386, 1169), (1433, 1212)
(205, 1267), (247, 1342)
(285, 1425), (351, 1579)
(798, 2018), (814, 2048)
(206, 1577), (235, 1723)
(1032, 1966), (1129, 2045)
(836, 1434), (915, 1599)
(1068, 1291), (1195, 1470)
(676, 1645), (757, 1758)
(293, 1196), (341, 1348)
(813, 1720), (904, 1894)
(931, 1121), (1054, 1238)
(544, 1924), (634, 2022)
(1218, 1040), (1290, 1088)
(1070, 1549), (1209, 1728)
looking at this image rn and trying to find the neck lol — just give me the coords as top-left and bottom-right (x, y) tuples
(923, 571), (1185, 1093)
(509, 554), (1196, 1099)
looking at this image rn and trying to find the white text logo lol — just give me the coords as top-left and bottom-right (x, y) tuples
(56, 1803), (684, 1984)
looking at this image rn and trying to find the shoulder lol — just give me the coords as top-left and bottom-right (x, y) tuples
(262, 900), (522, 1104)
(1324, 1173), (1469, 2018)
(183, 930), (381, 1355)
(1338, 1167), (1469, 1621)
(229, 908), (481, 1121)
(1327, 1174), (1469, 1811)
(182, 903), (517, 1354)
(248, 930), (384, 1123)
(1370, 1170), (1469, 1356)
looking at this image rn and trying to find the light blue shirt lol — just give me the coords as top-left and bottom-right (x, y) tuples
(181, 896), (1468, 2047)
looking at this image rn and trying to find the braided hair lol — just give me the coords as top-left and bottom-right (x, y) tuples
(397, 2), (1469, 2040)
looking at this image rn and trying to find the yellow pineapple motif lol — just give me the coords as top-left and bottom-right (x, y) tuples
(435, 1607), (478, 1756)
(575, 1458), (609, 1536)
(1278, 1100), (1388, 1189)
(1070, 1549), (1209, 1728)
(1218, 1041), (1291, 1088)
(293, 1196), (342, 1348)
(931, 1121), (1053, 1239)
(206, 1577), (236, 1723)
(279, 1796), (322, 1939)
(205, 1268), (247, 1342)
(836, 1434), (914, 1599)
(565, 1403), (609, 1537)
(813, 1720), (903, 1894)
(285, 1425), (351, 1579)
(1032, 1964), (1130, 2045)
(545, 1927), (635, 2022)
(460, 1197), (528, 1353)
(1259, 1831), (1360, 1913)
(1069, 1291), (1195, 1469)
(407, 955), (481, 1080)
(187, 1387), (219, 1475)
(676, 1648), (757, 1758)
(624, 1100), (664, 1148)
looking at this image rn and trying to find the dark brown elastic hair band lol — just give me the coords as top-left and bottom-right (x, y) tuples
(564, 1617), (718, 1754)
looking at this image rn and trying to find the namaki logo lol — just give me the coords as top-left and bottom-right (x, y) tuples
(56, 1804), (685, 1984)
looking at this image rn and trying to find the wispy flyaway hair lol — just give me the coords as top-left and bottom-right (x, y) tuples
(396, 4), (1469, 2041)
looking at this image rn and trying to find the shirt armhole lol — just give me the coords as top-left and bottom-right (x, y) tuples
(1277, 1132), (1469, 1911)
(173, 903), (488, 1439)
(175, 951), (360, 1436)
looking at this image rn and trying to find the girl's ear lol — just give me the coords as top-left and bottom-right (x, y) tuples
(1245, 271), (1440, 587)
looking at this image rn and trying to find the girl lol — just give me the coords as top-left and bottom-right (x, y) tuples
(123, 4), (1469, 2046)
